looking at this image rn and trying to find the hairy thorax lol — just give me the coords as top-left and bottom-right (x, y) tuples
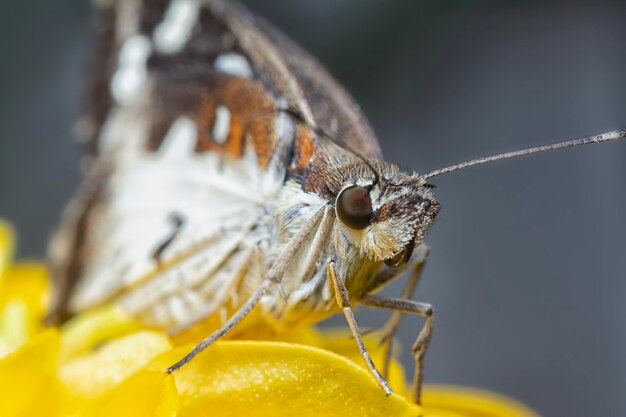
(256, 179), (383, 330)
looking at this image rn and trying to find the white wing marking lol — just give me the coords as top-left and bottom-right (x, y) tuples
(158, 116), (197, 158)
(110, 35), (152, 105)
(68, 110), (283, 328)
(212, 105), (231, 144)
(214, 53), (253, 78)
(117, 227), (249, 316)
(153, 0), (200, 54)
(165, 246), (255, 333)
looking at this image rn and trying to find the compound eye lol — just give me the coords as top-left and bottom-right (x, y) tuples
(384, 238), (415, 268)
(336, 185), (373, 230)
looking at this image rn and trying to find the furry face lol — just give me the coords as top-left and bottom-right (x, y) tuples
(332, 164), (440, 265)
(298, 137), (440, 269)
(266, 135), (440, 322)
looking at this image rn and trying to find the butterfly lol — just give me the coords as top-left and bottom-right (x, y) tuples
(47, 0), (625, 404)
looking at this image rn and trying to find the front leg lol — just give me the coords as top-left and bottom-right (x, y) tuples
(359, 295), (434, 405)
(327, 258), (393, 396)
(366, 245), (430, 378)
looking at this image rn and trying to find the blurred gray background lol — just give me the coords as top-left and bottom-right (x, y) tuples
(1, 1), (625, 416)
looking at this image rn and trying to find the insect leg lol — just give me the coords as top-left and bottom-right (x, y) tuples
(167, 204), (332, 373)
(166, 246), (256, 336)
(327, 258), (393, 396)
(359, 295), (434, 405)
(166, 278), (271, 373)
(372, 246), (430, 378)
(363, 265), (407, 295)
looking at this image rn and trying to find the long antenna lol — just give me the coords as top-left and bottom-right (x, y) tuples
(424, 128), (626, 179)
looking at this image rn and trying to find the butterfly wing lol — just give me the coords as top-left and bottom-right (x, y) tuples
(48, 0), (382, 330)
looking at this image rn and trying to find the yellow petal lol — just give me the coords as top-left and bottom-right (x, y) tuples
(0, 329), (60, 417)
(0, 262), (50, 312)
(93, 371), (178, 417)
(0, 263), (50, 355)
(422, 385), (540, 417)
(59, 330), (172, 400)
(151, 341), (421, 417)
(179, 325), (409, 396)
(311, 328), (408, 396)
(60, 304), (143, 361)
(0, 220), (14, 279)
(169, 315), (324, 347)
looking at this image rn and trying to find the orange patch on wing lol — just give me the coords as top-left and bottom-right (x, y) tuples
(294, 124), (316, 169)
(194, 78), (277, 168)
(225, 115), (245, 156)
(247, 116), (274, 168)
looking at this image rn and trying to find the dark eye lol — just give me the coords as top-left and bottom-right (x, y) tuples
(384, 238), (415, 268)
(336, 185), (373, 230)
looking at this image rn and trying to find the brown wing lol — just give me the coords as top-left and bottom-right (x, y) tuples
(48, 0), (382, 323)
(217, 1), (383, 160)
(81, 0), (382, 162)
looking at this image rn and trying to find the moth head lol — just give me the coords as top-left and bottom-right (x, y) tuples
(333, 166), (440, 268)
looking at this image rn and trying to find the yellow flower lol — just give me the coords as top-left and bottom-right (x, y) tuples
(0, 221), (539, 417)
(0, 220), (50, 356)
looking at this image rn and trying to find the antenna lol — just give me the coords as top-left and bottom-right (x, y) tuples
(424, 128), (626, 179)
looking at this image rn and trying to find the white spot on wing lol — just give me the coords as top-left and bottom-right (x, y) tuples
(153, 0), (200, 54)
(110, 35), (152, 105)
(167, 296), (189, 324)
(159, 117), (197, 159)
(70, 107), (287, 317)
(274, 111), (289, 138)
(212, 105), (231, 144)
(215, 53), (253, 78)
(98, 107), (150, 157)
